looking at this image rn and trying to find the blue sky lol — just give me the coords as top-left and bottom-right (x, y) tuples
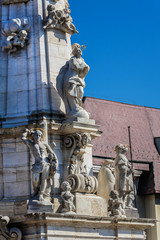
(70, 0), (160, 108)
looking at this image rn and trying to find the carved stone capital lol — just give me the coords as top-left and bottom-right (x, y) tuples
(0, 215), (22, 240)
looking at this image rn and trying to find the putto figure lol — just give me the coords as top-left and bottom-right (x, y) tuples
(114, 144), (135, 209)
(61, 181), (76, 214)
(21, 128), (58, 203)
(43, 4), (78, 34)
(2, 18), (30, 54)
(57, 43), (90, 122)
(108, 190), (126, 218)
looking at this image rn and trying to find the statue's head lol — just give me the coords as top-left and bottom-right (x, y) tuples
(30, 130), (43, 143)
(110, 190), (119, 199)
(114, 144), (128, 154)
(72, 43), (82, 58)
(61, 181), (71, 191)
(81, 134), (88, 146)
(47, 4), (55, 12)
(19, 30), (27, 40)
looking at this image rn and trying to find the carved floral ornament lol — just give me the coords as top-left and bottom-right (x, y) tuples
(2, 18), (31, 54)
(0, 215), (22, 240)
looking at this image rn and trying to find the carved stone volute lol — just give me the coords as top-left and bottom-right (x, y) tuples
(0, 215), (22, 240)
(63, 133), (89, 176)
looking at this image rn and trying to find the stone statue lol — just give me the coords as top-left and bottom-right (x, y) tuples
(21, 129), (58, 204)
(64, 133), (88, 175)
(57, 43), (90, 121)
(108, 190), (126, 218)
(0, 215), (22, 240)
(97, 160), (115, 202)
(114, 144), (135, 209)
(43, 4), (78, 34)
(2, 18), (30, 54)
(61, 181), (76, 214)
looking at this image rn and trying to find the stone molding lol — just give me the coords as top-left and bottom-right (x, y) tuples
(2, 0), (29, 4)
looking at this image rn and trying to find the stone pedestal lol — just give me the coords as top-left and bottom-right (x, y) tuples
(74, 193), (108, 217)
(11, 214), (155, 240)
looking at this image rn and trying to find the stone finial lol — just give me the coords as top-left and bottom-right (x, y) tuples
(2, 18), (30, 54)
(57, 44), (90, 122)
(21, 128), (58, 205)
(0, 215), (22, 240)
(43, 4), (78, 34)
(61, 181), (76, 214)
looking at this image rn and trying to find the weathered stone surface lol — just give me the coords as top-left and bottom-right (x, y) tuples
(74, 193), (108, 217)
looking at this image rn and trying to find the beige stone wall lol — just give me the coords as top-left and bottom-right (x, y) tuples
(145, 194), (160, 240)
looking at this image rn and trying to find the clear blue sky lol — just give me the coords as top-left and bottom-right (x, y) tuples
(70, 0), (160, 108)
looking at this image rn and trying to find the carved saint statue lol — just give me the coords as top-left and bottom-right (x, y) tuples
(61, 181), (76, 214)
(21, 129), (58, 203)
(114, 144), (135, 209)
(2, 18), (30, 54)
(108, 190), (126, 218)
(57, 43), (90, 121)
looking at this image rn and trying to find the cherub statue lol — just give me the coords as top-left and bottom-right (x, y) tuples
(59, 7), (78, 34)
(43, 5), (57, 29)
(108, 190), (126, 218)
(57, 43), (90, 121)
(61, 181), (76, 214)
(2, 30), (28, 54)
(2, 18), (30, 54)
(21, 129), (58, 203)
(114, 144), (135, 209)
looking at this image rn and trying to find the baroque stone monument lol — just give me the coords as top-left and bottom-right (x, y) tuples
(0, 0), (155, 239)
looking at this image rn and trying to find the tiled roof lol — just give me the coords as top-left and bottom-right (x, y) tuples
(84, 97), (160, 193)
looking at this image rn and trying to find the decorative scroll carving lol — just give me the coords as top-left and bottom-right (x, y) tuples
(2, 18), (30, 54)
(114, 144), (135, 209)
(108, 190), (126, 218)
(67, 173), (98, 194)
(64, 133), (88, 175)
(57, 43), (90, 121)
(43, 4), (78, 35)
(2, 0), (29, 4)
(21, 129), (58, 204)
(0, 215), (22, 240)
(61, 181), (76, 214)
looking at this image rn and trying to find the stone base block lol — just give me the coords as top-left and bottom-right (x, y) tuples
(74, 193), (108, 217)
(125, 208), (139, 218)
(27, 200), (54, 213)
